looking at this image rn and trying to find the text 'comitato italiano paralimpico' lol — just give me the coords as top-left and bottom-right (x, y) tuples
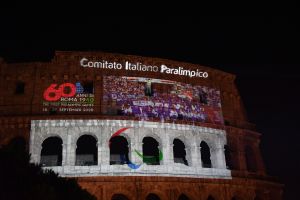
(80, 58), (208, 78)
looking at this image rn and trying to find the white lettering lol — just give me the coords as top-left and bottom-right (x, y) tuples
(80, 58), (208, 78)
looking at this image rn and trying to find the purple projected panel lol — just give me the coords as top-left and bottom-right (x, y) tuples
(103, 76), (224, 125)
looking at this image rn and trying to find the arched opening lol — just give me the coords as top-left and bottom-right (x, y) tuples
(110, 136), (130, 165)
(76, 135), (97, 166)
(200, 141), (212, 168)
(40, 136), (62, 166)
(224, 144), (232, 169)
(254, 195), (262, 200)
(146, 193), (160, 200)
(245, 145), (257, 172)
(111, 194), (129, 200)
(207, 195), (215, 200)
(178, 194), (190, 200)
(142, 137), (160, 165)
(173, 138), (188, 166)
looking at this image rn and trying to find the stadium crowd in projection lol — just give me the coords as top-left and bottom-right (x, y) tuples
(103, 76), (223, 125)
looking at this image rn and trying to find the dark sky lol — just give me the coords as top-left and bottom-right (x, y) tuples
(1, 13), (299, 200)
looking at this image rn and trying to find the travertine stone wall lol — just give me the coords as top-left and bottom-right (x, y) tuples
(30, 119), (231, 179)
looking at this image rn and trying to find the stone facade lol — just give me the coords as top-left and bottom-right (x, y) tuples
(30, 119), (230, 179)
(0, 51), (283, 200)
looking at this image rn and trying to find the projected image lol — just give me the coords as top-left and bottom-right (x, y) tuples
(42, 82), (94, 113)
(103, 76), (224, 125)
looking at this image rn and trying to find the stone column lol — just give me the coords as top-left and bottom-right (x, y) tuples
(29, 126), (38, 163)
(30, 141), (41, 164)
(100, 127), (110, 165)
(97, 141), (101, 166)
(62, 143), (67, 166)
(33, 146), (41, 164)
(132, 128), (144, 165)
(191, 144), (202, 167)
(162, 134), (172, 165)
(65, 133), (74, 165)
(211, 145), (227, 169)
(131, 133), (142, 164)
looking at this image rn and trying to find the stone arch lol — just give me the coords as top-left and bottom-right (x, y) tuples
(177, 193), (191, 200)
(40, 133), (66, 145)
(116, 131), (132, 145)
(196, 134), (216, 156)
(143, 131), (163, 148)
(111, 193), (130, 200)
(145, 192), (161, 200)
(106, 128), (133, 144)
(40, 136), (63, 166)
(171, 134), (192, 164)
(73, 132), (99, 145)
(173, 138), (189, 166)
(143, 189), (168, 200)
(109, 189), (135, 200)
(169, 133), (192, 149)
(75, 134), (98, 166)
(110, 135), (130, 165)
(207, 195), (216, 200)
(200, 141), (212, 168)
(199, 137), (215, 150)
(142, 136), (160, 165)
(31, 132), (66, 165)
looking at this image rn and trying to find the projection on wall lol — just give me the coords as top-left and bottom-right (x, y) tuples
(103, 76), (224, 125)
(42, 82), (94, 113)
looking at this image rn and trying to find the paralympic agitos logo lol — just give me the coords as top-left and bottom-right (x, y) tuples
(109, 128), (163, 169)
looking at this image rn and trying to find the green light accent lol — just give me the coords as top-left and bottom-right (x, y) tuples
(134, 149), (163, 164)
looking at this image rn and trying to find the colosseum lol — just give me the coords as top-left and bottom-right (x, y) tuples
(0, 51), (283, 200)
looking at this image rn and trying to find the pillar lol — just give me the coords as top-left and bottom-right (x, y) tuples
(62, 143), (67, 166)
(131, 128), (143, 164)
(162, 134), (172, 165)
(65, 133), (75, 166)
(97, 141), (101, 166)
(191, 144), (202, 167)
(211, 145), (227, 169)
(100, 133), (110, 165)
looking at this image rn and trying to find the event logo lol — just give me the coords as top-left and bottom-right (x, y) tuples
(42, 82), (94, 113)
(43, 83), (76, 101)
(109, 128), (163, 170)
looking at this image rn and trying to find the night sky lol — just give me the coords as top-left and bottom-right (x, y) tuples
(1, 12), (299, 200)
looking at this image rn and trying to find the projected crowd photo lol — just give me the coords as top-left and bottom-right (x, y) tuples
(103, 76), (224, 125)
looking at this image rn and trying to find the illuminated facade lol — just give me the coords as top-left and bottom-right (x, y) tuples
(0, 52), (283, 200)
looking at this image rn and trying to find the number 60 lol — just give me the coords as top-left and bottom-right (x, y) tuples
(43, 83), (76, 101)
